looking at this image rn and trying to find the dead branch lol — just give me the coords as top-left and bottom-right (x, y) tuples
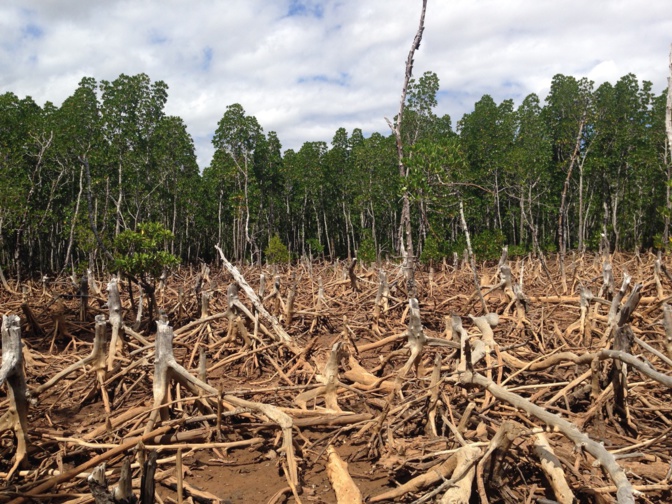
(326, 445), (363, 504)
(215, 245), (294, 347)
(533, 433), (574, 504)
(458, 369), (635, 504)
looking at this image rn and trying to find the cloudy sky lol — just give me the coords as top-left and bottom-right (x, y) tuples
(1, 0), (670, 168)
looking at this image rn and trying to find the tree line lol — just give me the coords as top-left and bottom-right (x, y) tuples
(0, 70), (669, 276)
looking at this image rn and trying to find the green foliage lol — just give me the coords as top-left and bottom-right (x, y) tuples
(0, 69), (670, 275)
(305, 238), (324, 256)
(113, 222), (180, 280)
(542, 240), (558, 253)
(471, 230), (506, 261)
(419, 236), (444, 264)
(265, 234), (290, 264)
(507, 244), (529, 258)
(357, 231), (377, 264)
(652, 233), (670, 251)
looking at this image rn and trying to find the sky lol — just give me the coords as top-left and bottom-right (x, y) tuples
(1, 0), (670, 168)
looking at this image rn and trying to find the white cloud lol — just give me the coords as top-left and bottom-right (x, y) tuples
(1, 0), (670, 167)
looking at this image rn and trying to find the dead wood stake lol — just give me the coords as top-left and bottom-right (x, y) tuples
(0, 315), (30, 480)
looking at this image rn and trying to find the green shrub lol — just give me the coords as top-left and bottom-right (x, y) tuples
(113, 222), (180, 280)
(653, 232), (669, 251)
(357, 231), (377, 264)
(471, 229), (506, 261)
(542, 240), (557, 253)
(265, 234), (290, 264)
(507, 244), (529, 258)
(306, 237), (324, 256)
(420, 236), (444, 264)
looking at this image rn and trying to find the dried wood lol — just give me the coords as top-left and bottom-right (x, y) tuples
(0, 315), (30, 479)
(440, 444), (480, 504)
(106, 277), (123, 371)
(145, 320), (217, 434)
(326, 445), (362, 504)
(369, 452), (458, 502)
(533, 433), (574, 504)
(663, 304), (672, 360)
(34, 315), (110, 399)
(458, 369), (635, 504)
(215, 245), (293, 345)
(3, 253), (672, 503)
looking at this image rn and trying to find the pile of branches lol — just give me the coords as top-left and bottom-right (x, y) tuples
(1, 249), (672, 503)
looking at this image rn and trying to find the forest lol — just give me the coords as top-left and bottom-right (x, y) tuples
(0, 68), (670, 278)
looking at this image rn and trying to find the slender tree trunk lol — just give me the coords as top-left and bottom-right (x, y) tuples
(62, 165), (84, 276)
(495, 170), (502, 231)
(519, 186), (525, 246)
(578, 164), (584, 251)
(387, 0), (427, 261)
(116, 161), (123, 236)
(666, 163), (671, 245)
(171, 189), (177, 255)
(558, 118), (585, 293)
(665, 44), (672, 243)
(612, 192), (620, 251)
(217, 189), (223, 247)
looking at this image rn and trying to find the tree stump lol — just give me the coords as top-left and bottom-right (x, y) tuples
(0, 315), (30, 479)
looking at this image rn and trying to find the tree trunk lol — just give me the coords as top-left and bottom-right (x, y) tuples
(558, 117), (585, 293)
(666, 44), (672, 243)
(0, 315), (30, 479)
(388, 0), (427, 261)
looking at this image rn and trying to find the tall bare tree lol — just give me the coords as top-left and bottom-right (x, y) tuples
(386, 0), (427, 293)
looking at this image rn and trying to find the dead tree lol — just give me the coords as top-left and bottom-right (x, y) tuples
(79, 271), (89, 322)
(610, 283), (642, 434)
(284, 272), (298, 325)
(565, 285), (594, 344)
(348, 258), (359, 293)
(385, 0), (428, 288)
(294, 341), (349, 411)
(106, 277), (123, 371)
(0, 315), (30, 479)
(34, 315), (111, 416)
(145, 320), (218, 434)
(87, 458), (134, 504)
(398, 299), (459, 383)
(459, 199), (488, 313)
(215, 245), (293, 346)
(458, 369), (635, 504)
(372, 270), (390, 333)
(663, 304), (672, 360)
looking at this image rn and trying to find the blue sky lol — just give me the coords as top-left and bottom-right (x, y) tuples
(1, 0), (670, 168)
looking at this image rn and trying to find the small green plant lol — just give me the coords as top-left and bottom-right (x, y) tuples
(113, 222), (180, 324)
(306, 237), (324, 257)
(357, 230), (377, 264)
(652, 232), (669, 251)
(507, 244), (529, 258)
(265, 234), (290, 264)
(471, 229), (506, 261)
(419, 235), (444, 264)
(542, 240), (558, 254)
